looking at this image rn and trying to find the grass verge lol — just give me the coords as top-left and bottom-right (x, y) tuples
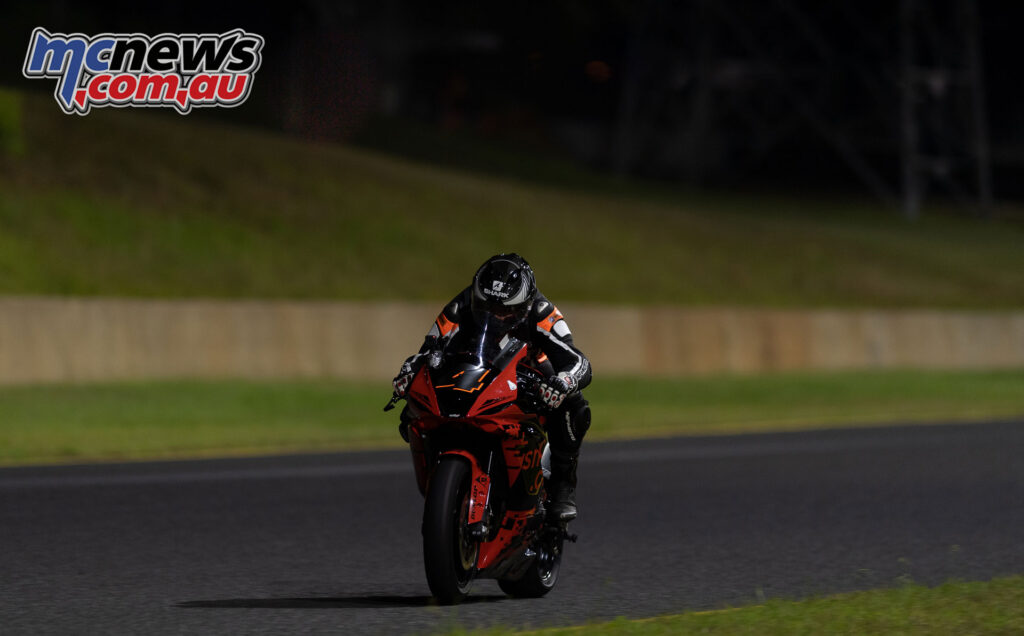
(0, 368), (1022, 465)
(462, 576), (1024, 635)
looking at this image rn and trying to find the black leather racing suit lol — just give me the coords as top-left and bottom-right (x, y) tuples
(400, 287), (592, 460)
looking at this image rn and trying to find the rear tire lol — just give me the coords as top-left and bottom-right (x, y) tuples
(498, 534), (562, 598)
(423, 457), (476, 604)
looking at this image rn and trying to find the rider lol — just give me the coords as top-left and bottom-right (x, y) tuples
(392, 253), (592, 522)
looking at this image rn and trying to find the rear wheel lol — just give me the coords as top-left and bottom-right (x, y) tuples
(423, 457), (477, 604)
(498, 532), (562, 598)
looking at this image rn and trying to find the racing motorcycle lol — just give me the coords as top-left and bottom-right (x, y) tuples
(384, 316), (576, 604)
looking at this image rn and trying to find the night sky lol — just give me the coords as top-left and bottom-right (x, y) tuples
(3, 1), (1022, 200)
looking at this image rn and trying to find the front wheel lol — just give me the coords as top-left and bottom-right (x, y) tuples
(423, 457), (477, 604)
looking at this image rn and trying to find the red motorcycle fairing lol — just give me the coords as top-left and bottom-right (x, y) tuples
(435, 449), (491, 527)
(408, 409), (545, 507)
(476, 510), (534, 571)
(406, 333), (553, 578)
(406, 366), (439, 417)
(411, 421), (546, 574)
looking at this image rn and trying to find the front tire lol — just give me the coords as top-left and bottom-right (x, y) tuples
(423, 457), (476, 604)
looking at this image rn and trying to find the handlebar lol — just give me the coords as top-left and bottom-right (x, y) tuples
(383, 393), (402, 412)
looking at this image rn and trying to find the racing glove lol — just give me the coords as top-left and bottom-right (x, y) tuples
(393, 361), (415, 397)
(540, 372), (577, 410)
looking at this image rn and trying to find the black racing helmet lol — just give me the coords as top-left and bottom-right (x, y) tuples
(470, 253), (537, 332)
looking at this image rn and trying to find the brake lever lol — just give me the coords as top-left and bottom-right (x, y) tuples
(383, 393), (401, 412)
(515, 374), (549, 414)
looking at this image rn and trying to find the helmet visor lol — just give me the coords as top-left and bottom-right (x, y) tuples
(471, 285), (528, 332)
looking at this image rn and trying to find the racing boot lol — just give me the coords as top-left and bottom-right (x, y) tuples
(547, 451), (578, 522)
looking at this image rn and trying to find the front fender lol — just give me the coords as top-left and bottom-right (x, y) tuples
(436, 450), (491, 529)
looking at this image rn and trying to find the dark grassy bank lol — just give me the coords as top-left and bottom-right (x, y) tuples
(0, 89), (1022, 307)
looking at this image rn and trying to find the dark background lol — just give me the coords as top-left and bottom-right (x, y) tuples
(3, 1), (1022, 204)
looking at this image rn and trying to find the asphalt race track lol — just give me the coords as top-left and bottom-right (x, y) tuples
(2, 421), (1023, 635)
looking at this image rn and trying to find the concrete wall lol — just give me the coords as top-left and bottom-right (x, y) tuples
(1, 297), (1023, 385)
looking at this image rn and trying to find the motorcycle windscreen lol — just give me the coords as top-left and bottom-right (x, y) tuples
(431, 323), (525, 418)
